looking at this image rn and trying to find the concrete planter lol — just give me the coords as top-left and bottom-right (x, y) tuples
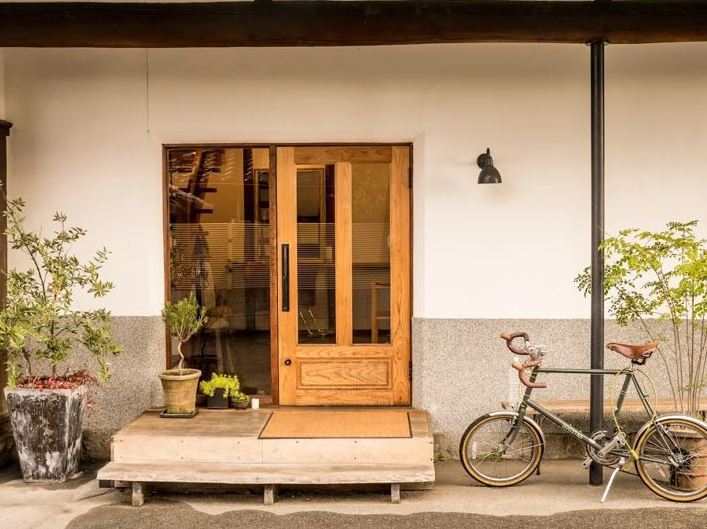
(159, 369), (201, 415)
(4, 386), (87, 482)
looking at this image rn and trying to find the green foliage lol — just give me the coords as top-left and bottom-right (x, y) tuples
(0, 198), (123, 387)
(162, 292), (206, 372)
(199, 373), (246, 401)
(576, 220), (707, 416)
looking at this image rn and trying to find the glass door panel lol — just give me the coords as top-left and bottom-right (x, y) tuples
(296, 167), (336, 344)
(167, 147), (272, 395)
(351, 163), (391, 344)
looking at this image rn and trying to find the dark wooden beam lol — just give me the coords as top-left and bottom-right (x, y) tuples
(2, 2), (707, 47)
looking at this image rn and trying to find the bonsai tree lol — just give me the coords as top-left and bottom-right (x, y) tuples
(0, 197), (123, 387)
(161, 292), (206, 373)
(576, 220), (707, 416)
(199, 373), (246, 401)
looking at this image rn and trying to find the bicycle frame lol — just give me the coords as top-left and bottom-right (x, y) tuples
(507, 363), (655, 454)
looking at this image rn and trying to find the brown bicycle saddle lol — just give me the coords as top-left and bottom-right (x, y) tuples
(606, 342), (659, 360)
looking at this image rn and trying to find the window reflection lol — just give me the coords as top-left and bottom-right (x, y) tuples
(168, 147), (271, 395)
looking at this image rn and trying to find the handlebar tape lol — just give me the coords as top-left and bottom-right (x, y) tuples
(511, 361), (547, 389)
(501, 331), (530, 356)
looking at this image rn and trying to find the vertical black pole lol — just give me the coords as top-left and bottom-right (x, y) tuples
(589, 41), (605, 486)
(0, 120), (11, 418)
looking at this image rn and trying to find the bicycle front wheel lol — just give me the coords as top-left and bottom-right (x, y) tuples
(634, 416), (707, 502)
(459, 412), (544, 487)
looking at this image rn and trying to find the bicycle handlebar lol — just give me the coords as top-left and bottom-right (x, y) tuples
(511, 361), (547, 389)
(503, 331), (548, 389)
(500, 331), (530, 355)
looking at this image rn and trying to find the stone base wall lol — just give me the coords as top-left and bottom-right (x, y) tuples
(3, 316), (685, 463)
(413, 318), (683, 459)
(80, 316), (165, 460)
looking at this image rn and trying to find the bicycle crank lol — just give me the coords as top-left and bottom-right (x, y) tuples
(586, 431), (624, 468)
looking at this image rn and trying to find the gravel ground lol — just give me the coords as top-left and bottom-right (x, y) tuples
(66, 502), (705, 529)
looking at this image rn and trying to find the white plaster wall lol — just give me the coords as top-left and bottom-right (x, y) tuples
(3, 44), (707, 317)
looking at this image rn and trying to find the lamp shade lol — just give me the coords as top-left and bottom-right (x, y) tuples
(477, 148), (502, 184)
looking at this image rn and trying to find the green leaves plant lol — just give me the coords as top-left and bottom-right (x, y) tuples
(1, 198), (123, 387)
(198, 373), (245, 400)
(576, 220), (707, 416)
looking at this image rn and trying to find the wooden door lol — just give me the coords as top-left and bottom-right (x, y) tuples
(276, 146), (411, 405)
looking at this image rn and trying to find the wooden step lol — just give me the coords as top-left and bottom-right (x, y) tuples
(98, 461), (434, 485)
(100, 408), (434, 506)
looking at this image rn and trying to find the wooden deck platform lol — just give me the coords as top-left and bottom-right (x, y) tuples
(97, 408), (434, 506)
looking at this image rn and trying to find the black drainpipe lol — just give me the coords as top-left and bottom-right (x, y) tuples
(589, 41), (605, 486)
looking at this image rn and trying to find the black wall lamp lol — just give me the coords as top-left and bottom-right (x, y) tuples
(477, 148), (502, 184)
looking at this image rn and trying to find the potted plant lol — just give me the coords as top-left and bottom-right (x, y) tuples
(0, 198), (122, 482)
(160, 293), (206, 417)
(199, 373), (248, 409)
(576, 220), (707, 488)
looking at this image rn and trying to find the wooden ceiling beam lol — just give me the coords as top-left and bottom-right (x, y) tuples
(2, 2), (707, 47)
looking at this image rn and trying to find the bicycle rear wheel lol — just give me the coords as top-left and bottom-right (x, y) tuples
(634, 416), (707, 502)
(459, 412), (544, 487)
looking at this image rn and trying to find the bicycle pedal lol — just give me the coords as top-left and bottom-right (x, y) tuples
(581, 457), (592, 469)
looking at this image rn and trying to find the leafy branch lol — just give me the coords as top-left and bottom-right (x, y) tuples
(576, 220), (707, 417)
(0, 198), (123, 387)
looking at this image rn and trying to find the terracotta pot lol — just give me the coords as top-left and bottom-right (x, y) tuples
(159, 369), (201, 415)
(4, 386), (87, 482)
(669, 427), (707, 491)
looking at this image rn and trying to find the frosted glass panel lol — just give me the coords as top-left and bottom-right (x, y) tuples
(352, 163), (390, 344)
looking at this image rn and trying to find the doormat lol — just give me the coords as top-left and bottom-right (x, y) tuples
(259, 410), (411, 439)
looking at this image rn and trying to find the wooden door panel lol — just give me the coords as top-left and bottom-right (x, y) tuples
(298, 359), (391, 388)
(277, 145), (411, 406)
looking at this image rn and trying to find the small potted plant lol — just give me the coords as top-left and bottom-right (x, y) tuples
(1, 198), (122, 482)
(199, 373), (246, 409)
(160, 293), (206, 417)
(231, 389), (250, 410)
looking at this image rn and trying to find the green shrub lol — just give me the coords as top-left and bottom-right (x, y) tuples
(0, 198), (123, 387)
(199, 373), (246, 401)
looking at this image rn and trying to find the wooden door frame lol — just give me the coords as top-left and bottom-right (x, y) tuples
(162, 142), (413, 405)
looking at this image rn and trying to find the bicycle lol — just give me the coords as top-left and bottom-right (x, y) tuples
(459, 331), (707, 502)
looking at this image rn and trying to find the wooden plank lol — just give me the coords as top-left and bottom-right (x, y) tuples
(115, 410), (271, 438)
(390, 146), (411, 405)
(513, 398), (707, 415)
(335, 162), (353, 347)
(276, 147), (298, 405)
(391, 483), (401, 504)
(269, 145), (280, 404)
(408, 411), (433, 439)
(294, 344), (394, 359)
(132, 482), (144, 507)
(98, 462), (435, 485)
(4, 3), (707, 46)
(295, 146), (392, 165)
(262, 438), (431, 465)
(113, 435), (263, 465)
(298, 359), (390, 389)
(264, 484), (277, 505)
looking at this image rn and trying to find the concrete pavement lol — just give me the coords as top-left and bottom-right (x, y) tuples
(1, 460), (705, 529)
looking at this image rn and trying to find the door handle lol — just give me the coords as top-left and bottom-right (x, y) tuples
(284, 358), (292, 366)
(281, 244), (290, 312)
